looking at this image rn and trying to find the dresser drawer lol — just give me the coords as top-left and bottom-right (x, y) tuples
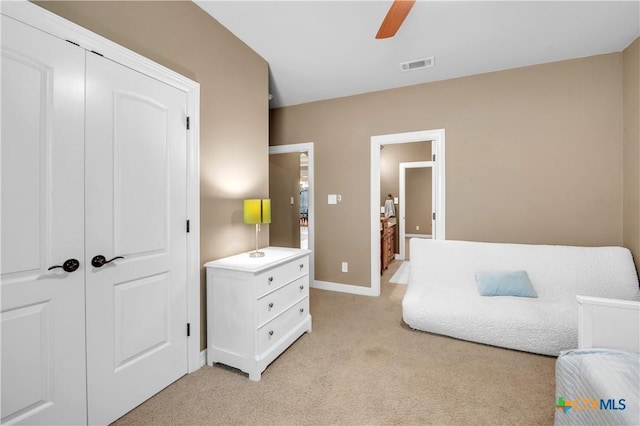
(256, 257), (308, 297)
(257, 297), (309, 355)
(257, 276), (309, 327)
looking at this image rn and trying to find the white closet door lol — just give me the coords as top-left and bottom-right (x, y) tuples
(84, 53), (189, 425)
(0, 16), (87, 425)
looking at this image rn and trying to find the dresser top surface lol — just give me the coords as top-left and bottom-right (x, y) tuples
(204, 247), (310, 273)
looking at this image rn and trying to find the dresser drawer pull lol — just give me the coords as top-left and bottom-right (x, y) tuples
(268, 330), (274, 336)
(299, 285), (304, 290)
(299, 308), (304, 313)
(268, 277), (273, 284)
(299, 264), (304, 269)
(268, 302), (274, 310)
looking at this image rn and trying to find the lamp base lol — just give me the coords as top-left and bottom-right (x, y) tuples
(249, 223), (265, 258)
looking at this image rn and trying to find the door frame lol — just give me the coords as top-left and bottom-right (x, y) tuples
(398, 161), (433, 260)
(269, 143), (315, 284)
(370, 129), (445, 296)
(3, 1), (202, 373)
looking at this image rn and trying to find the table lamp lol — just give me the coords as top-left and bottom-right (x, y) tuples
(243, 199), (271, 257)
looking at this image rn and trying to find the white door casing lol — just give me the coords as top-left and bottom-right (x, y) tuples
(1, 15), (88, 425)
(84, 53), (189, 425)
(369, 129), (446, 297)
(268, 143), (315, 284)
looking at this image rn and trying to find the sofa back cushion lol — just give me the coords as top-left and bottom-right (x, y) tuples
(410, 239), (639, 301)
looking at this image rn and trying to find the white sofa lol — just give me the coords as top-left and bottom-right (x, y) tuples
(402, 239), (640, 356)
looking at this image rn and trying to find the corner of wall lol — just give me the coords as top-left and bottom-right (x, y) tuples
(622, 37), (640, 275)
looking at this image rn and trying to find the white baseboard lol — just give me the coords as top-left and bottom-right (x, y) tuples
(405, 234), (432, 239)
(312, 280), (378, 296)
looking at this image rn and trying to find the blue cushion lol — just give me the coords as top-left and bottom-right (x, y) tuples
(475, 270), (538, 298)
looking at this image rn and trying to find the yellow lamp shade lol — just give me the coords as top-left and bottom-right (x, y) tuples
(261, 199), (271, 224)
(243, 199), (271, 224)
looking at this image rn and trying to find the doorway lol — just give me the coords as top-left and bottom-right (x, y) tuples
(269, 143), (315, 283)
(370, 129), (445, 296)
(300, 153), (309, 249)
(399, 161), (434, 261)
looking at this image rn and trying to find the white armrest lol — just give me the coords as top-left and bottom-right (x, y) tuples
(577, 295), (640, 353)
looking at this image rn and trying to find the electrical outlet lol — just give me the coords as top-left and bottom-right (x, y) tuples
(341, 262), (348, 273)
(416, 225), (420, 231)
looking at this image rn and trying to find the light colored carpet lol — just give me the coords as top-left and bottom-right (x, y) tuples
(389, 261), (409, 284)
(113, 260), (556, 425)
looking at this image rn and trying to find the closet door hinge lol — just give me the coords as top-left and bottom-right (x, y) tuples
(432, 212), (436, 221)
(187, 323), (191, 337)
(66, 39), (80, 47)
(432, 154), (436, 161)
(186, 219), (190, 233)
(90, 50), (103, 57)
(186, 116), (190, 130)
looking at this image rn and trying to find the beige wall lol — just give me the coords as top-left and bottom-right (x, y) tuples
(269, 153), (301, 248)
(623, 37), (640, 273)
(35, 1), (270, 349)
(271, 53), (625, 287)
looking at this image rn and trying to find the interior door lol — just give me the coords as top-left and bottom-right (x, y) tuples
(397, 155), (434, 261)
(405, 167), (433, 235)
(84, 53), (189, 425)
(1, 16), (87, 425)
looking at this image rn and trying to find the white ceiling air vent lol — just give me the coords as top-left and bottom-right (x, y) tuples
(400, 57), (434, 72)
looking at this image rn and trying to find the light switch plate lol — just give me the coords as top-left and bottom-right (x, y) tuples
(328, 194), (337, 204)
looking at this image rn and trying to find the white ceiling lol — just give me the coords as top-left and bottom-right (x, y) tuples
(194, 1), (640, 109)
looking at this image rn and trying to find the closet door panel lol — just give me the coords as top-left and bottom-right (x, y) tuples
(84, 53), (188, 426)
(113, 91), (168, 256)
(0, 16), (87, 426)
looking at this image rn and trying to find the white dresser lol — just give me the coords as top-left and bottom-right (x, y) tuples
(205, 247), (312, 381)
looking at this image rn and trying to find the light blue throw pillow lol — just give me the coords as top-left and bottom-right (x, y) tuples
(475, 270), (538, 298)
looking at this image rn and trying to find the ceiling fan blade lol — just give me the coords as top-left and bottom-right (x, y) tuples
(375, 0), (416, 39)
